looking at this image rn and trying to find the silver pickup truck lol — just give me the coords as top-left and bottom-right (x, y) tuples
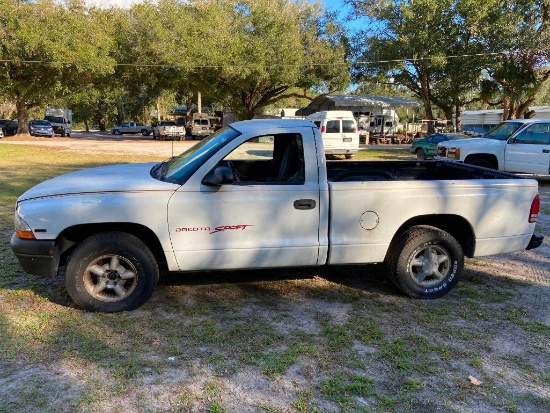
(111, 121), (152, 136)
(152, 120), (186, 141)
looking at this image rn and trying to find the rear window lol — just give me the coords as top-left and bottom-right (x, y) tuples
(342, 120), (356, 133)
(325, 120), (340, 133)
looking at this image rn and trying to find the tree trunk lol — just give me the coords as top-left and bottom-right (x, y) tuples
(84, 119), (89, 132)
(15, 95), (29, 134)
(116, 104), (124, 125)
(454, 100), (462, 132)
(419, 72), (435, 134)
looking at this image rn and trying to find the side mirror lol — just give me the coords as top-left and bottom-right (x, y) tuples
(202, 165), (234, 186)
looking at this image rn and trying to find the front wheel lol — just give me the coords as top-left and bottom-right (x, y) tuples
(416, 148), (426, 160)
(386, 225), (464, 298)
(65, 232), (159, 312)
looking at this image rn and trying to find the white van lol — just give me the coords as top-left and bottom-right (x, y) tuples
(306, 111), (359, 158)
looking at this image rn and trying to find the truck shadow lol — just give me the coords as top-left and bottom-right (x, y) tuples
(158, 263), (397, 296)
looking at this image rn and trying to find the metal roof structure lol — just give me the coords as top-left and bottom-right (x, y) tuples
(303, 94), (421, 115)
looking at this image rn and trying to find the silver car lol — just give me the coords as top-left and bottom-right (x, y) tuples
(29, 119), (54, 138)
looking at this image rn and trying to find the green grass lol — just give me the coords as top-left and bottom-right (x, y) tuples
(0, 141), (549, 412)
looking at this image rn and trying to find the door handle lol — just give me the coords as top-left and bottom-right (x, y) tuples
(294, 199), (316, 210)
(543, 149), (549, 153)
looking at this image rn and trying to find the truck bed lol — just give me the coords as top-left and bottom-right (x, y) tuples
(326, 160), (522, 182)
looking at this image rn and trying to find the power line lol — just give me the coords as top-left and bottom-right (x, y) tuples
(0, 51), (510, 69)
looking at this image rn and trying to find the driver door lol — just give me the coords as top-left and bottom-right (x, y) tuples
(506, 122), (550, 174)
(167, 132), (321, 271)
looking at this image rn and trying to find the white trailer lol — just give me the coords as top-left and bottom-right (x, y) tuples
(460, 107), (550, 136)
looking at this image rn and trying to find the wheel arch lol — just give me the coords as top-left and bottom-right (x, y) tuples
(464, 153), (498, 169)
(388, 214), (476, 259)
(56, 223), (167, 274)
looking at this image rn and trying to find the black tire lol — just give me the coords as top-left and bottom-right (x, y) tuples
(468, 158), (494, 169)
(141, 129), (150, 136)
(61, 130), (66, 137)
(65, 232), (159, 312)
(345, 154), (354, 159)
(386, 225), (463, 298)
(112, 129), (121, 135)
(416, 148), (426, 160)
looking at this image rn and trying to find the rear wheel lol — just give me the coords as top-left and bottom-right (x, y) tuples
(112, 129), (121, 135)
(386, 225), (463, 298)
(65, 232), (159, 312)
(141, 129), (150, 136)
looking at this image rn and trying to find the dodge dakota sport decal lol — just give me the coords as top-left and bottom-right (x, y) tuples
(175, 225), (253, 234)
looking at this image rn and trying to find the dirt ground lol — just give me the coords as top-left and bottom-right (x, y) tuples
(1, 133), (549, 412)
(1, 131), (197, 157)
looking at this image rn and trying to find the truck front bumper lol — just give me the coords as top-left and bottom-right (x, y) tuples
(10, 233), (57, 276)
(526, 232), (544, 250)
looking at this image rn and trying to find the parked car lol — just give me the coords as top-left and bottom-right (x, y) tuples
(29, 119), (54, 138)
(111, 121), (152, 136)
(0, 128), (4, 139)
(152, 120), (186, 141)
(306, 110), (360, 158)
(411, 132), (466, 159)
(0, 119), (18, 136)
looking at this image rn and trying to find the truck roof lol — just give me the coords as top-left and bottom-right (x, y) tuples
(230, 119), (314, 133)
(501, 119), (537, 124)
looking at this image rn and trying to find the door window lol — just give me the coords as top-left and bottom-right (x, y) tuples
(222, 134), (305, 184)
(325, 120), (340, 133)
(514, 123), (550, 145)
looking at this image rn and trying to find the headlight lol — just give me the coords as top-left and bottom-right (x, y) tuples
(446, 147), (461, 159)
(14, 207), (35, 239)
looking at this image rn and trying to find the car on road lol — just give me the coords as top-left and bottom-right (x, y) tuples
(0, 119), (18, 136)
(411, 132), (466, 159)
(29, 119), (54, 138)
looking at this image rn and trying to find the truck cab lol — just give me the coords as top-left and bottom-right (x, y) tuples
(438, 119), (550, 174)
(44, 107), (73, 137)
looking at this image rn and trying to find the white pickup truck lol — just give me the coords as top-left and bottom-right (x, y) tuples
(152, 120), (186, 141)
(438, 119), (550, 174)
(111, 121), (152, 136)
(11, 119), (543, 312)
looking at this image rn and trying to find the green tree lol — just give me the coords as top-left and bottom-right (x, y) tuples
(477, 0), (550, 119)
(106, 0), (195, 124)
(0, 0), (115, 133)
(349, 0), (486, 132)
(184, 0), (350, 120)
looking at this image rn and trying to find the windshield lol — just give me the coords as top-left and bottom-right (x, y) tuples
(155, 126), (240, 184)
(484, 122), (524, 141)
(44, 116), (64, 124)
(32, 120), (50, 126)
